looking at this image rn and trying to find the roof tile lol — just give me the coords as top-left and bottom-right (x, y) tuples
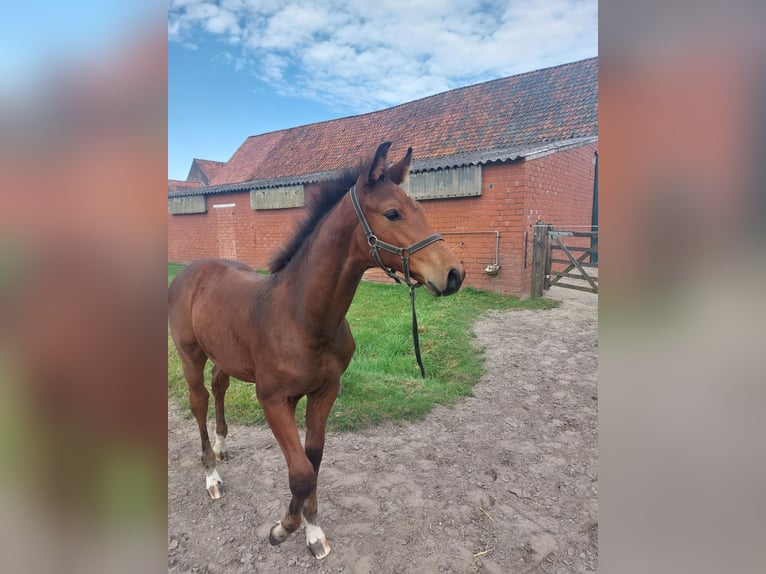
(168, 179), (204, 192)
(187, 158), (225, 184)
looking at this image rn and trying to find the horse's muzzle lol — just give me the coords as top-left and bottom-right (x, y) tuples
(428, 267), (464, 297)
(444, 267), (464, 295)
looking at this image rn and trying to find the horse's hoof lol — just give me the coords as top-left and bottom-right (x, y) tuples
(308, 539), (331, 560)
(215, 451), (229, 461)
(205, 469), (223, 499)
(269, 523), (289, 546)
(206, 482), (223, 500)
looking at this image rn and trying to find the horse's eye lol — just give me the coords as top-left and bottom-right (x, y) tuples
(384, 209), (401, 221)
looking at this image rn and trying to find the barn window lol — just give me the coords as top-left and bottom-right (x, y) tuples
(250, 185), (305, 210)
(404, 165), (482, 200)
(168, 195), (206, 215)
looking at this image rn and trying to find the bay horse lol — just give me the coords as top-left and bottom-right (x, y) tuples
(168, 142), (465, 559)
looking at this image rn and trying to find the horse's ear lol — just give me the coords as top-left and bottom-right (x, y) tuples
(387, 147), (412, 185)
(367, 142), (392, 185)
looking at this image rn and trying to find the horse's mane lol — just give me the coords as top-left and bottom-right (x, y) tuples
(268, 165), (361, 273)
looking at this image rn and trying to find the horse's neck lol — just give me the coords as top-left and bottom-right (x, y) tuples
(279, 197), (367, 332)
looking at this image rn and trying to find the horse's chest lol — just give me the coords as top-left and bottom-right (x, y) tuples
(255, 324), (354, 394)
(307, 347), (351, 383)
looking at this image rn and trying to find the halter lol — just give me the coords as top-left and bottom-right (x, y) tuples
(350, 184), (444, 378)
(350, 185), (443, 288)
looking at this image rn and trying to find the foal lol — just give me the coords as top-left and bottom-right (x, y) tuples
(168, 142), (464, 559)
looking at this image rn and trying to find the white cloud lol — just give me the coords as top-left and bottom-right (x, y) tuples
(261, 52), (287, 83)
(257, 3), (340, 50)
(203, 8), (241, 38)
(169, 0), (597, 112)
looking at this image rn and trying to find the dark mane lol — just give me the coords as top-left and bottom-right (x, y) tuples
(268, 166), (361, 273)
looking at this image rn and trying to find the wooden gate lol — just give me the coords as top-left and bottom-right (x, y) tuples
(531, 223), (598, 296)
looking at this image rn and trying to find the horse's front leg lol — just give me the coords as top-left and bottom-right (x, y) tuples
(301, 380), (341, 559)
(260, 396), (316, 548)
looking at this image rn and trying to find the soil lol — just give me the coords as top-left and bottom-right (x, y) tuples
(168, 285), (598, 573)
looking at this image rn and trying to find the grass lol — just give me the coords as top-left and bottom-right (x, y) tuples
(168, 263), (557, 431)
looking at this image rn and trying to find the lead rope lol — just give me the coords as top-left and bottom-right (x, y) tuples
(402, 253), (426, 378)
(409, 284), (426, 378)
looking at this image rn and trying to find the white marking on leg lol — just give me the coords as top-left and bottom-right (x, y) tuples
(213, 434), (227, 457)
(305, 520), (331, 558)
(205, 468), (222, 490)
(270, 521), (289, 544)
(305, 522), (326, 546)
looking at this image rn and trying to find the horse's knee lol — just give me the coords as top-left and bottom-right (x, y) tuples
(288, 464), (317, 501)
(304, 446), (324, 472)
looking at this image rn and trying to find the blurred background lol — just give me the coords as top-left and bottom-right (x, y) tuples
(600, 1), (766, 573)
(0, 2), (167, 573)
(0, 1), (765, 573)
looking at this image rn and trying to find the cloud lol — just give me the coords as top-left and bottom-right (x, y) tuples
(168, 0), (597, 112)
(256, 3), (341, 50)
(168, 0), (243, 41)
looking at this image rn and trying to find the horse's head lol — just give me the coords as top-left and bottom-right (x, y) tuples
(352, 142), (465, 296)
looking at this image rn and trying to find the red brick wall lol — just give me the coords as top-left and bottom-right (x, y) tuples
(167, 208), (216, 263)
(167, 142), (597, 296)
(519, 142), (598, 293)
(167, 192), (302, 268)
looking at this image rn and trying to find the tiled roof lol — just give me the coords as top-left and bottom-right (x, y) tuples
(208, 130), (289, 187)
(168, 179), (204, 192)
(172, 57), (597, 194)
(187, 158), (226, 184)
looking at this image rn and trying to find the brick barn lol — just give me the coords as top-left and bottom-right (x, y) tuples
(168, 58), (597, 297)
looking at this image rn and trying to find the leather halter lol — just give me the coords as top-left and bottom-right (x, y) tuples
(350, 185), (443, 288)
(350, 184), (444, 378)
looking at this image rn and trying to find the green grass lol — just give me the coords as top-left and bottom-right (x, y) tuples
(168, 262), (186, 283)
(168, 263), (557, 431)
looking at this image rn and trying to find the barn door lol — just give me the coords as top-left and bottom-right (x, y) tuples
(213, 203), (237, 260)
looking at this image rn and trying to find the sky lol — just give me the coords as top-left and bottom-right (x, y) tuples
(168, 0), (598, 180)
(1, 2), (157, 93)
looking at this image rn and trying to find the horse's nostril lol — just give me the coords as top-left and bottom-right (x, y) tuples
(446, 268), (463, 293)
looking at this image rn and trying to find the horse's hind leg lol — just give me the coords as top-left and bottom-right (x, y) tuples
(211, 365), (230, 461)
(179, 346), (223, 499)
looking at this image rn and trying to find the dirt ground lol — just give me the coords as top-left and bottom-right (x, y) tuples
(168, 285), (598, 573)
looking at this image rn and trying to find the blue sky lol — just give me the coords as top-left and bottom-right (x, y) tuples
(168, 0), (597, 181)
(1, 2), (157, 97)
